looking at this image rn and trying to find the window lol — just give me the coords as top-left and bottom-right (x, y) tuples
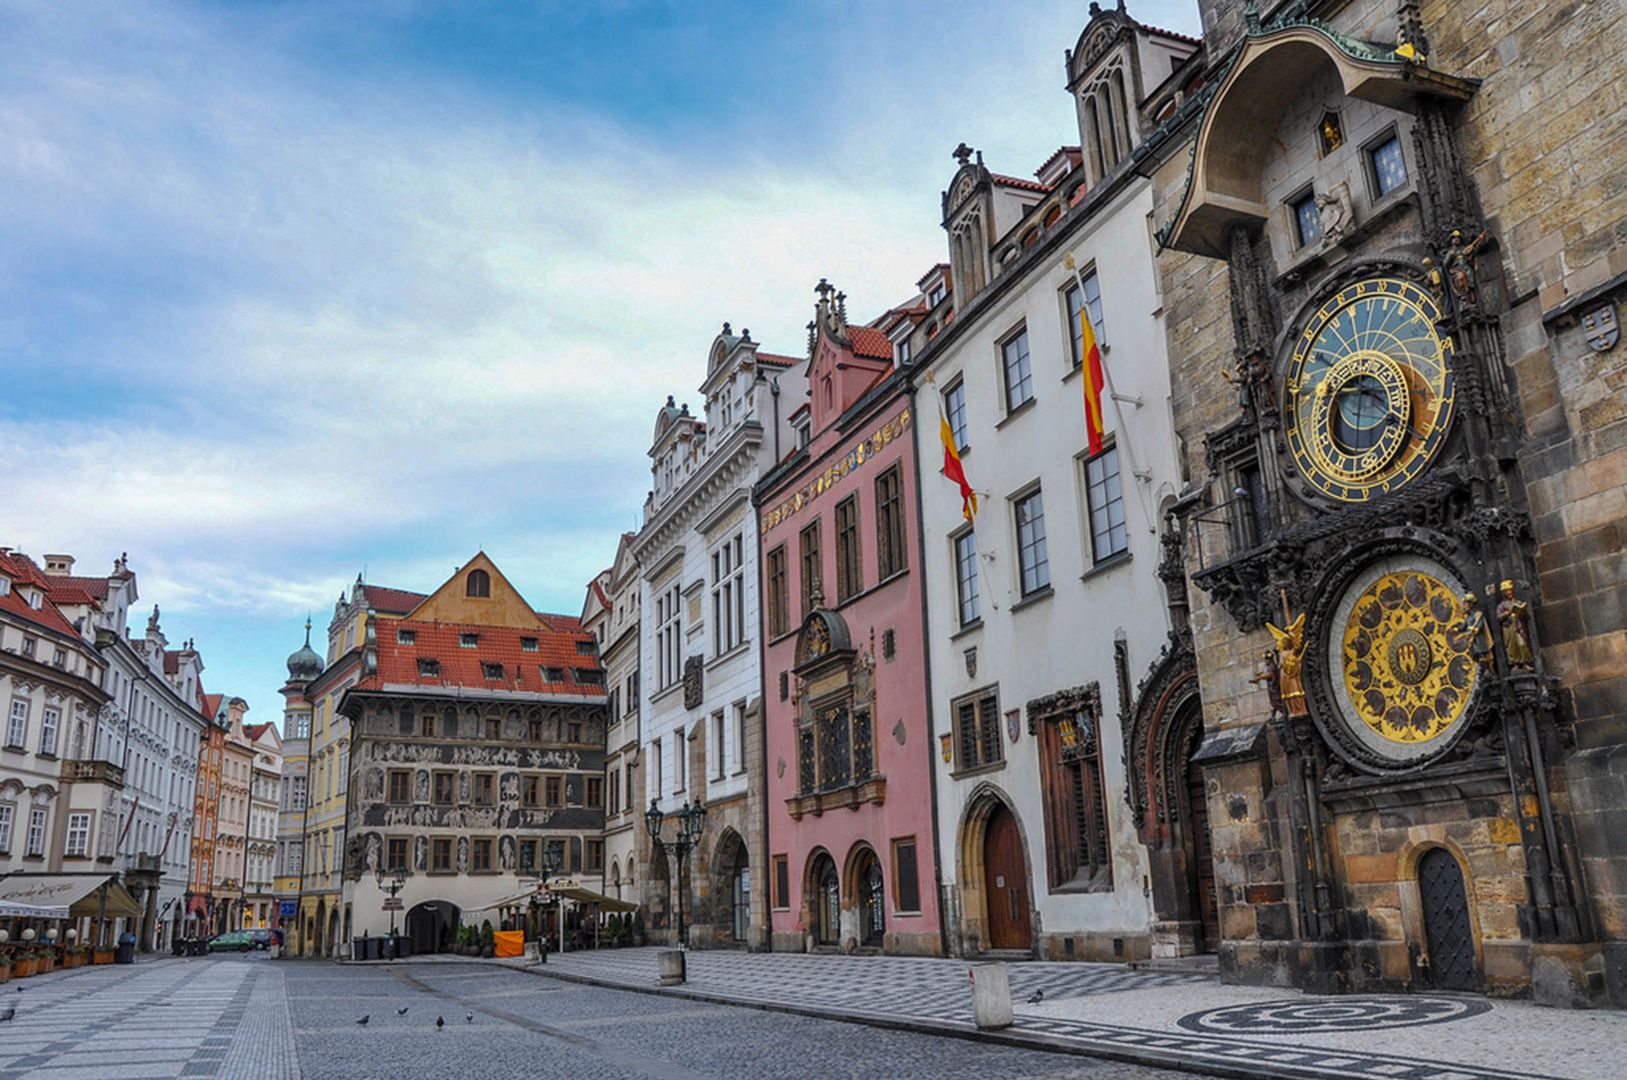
(835, 495), (862, 602)
(432, 838), (452, 872)
(766, 546), (790, 638)
(473, 773), (494, 805)
(586, 776), (603, 808)
(675, 735), (686, 792)
(522, 775), (540, 807)
(928, 282), (947, 307)
(573, 668), (604, 686)
(733, 702), (747, 774)
(433, 772), (455, 805)
(772, 854), (790, 910)
(397, 628), (416, 645)
(460, 633), (479, 648)
(651, 737), (663, 795)
(542, 665), (565, 682)
(471, 838), (493, 872)
(954, 528), (981, 627)
(567, 721), (581, 742)
(0, 803), (14, 852)
(896, 338), (912, 364)
(1292, 190), (1321, 247)
(485, 717), (501, 740)
(1014, 488), (1051, 596)
(482, 662), (504, 680)
(466, 569), (491, 597)
(420, 713), (436, 737)
(711, 534), (746, 655)
(387, 837), (409, 872)
(795, 703), (874, 795)
(39, 707), (58, 756)
(1036, 691), (1113, 890)
(545, 776), (562, 807)
(799, 520), (822, 615)
(1085, 446), (1128, 562)
(418, 658), (440, 678)
(713, 711), (726, 778)
(388, 770), (411, 804)
(65, 811), (91, 857)
(656, 584), (682, 690)
(953, 689), (1003, 771)
(27, 806), (47, 857)
(528, 718), (543, 742)
(52, 647), (66, 668)
(1065, 270), (1106, 366)
(1369, 133), (1407, 197)
(519, 839), (537, 872)
(576, 640), (595, 655)
(7, 699), (27, 748)
(585, 838), (605, 872)
(875, 466), (907, 580)
(519, 636), (539, 653)
(1001, 327), (1034, 412)
(893, 838), (921, 913)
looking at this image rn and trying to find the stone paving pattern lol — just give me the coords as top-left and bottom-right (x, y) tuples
(530, 947), (1624, 1080)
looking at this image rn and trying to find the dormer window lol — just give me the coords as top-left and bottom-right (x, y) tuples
(466, 569), (491, 598)
(418, 658), (440, 678)
(27, 590), (42, 610)
(573, 668), (604, 686)
(928, 284), (946, 307)
(520, 637), (538, 652)
(542, 666), (565, 682)
(0, 577), (10, 596)
(896, 338), (912, 364)
(575, 640), (595, 655)
(460, 633), (479, 648)
(397, 628), (416, 645)
(482, 662), (504, 680)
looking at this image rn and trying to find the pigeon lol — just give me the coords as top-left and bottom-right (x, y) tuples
(465, 1013), (474, 1024)
(1025, 989), (1045, 1004)
(396, 1007), (409, 1016)
(1, 1007), (15, 1022)
(355, 1015), (370, 1026)
(436, 1015), (445, 1030)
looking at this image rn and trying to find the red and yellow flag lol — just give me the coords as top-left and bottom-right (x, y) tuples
(939, 409), (977, 521)
(1079, 299), (1106, 455)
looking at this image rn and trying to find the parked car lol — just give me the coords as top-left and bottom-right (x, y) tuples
(208, 930), (254, 952)
(248, 928), (283, 950)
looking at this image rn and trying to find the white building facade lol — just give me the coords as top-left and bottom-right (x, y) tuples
(908, 7), (1203, 961)
(633, 326), (805, 948)
(585, 534), (642, 906)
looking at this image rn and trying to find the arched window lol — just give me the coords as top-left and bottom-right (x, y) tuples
(466, 569), (491, 598)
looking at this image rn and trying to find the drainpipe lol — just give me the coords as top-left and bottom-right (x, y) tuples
(770, 379), (782, 464)
(905, 373), (952, 961)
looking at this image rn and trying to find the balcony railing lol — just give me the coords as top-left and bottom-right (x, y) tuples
(64, 759), (126, 786)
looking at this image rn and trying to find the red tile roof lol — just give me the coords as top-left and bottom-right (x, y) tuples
(201, 692), (224, 720)
(0, 551), (83, 639)
(848, 325), (893, 361)
(756, 352), (801, 368)
(360, 584), (427, 615)
(50, 575), (111, 601)
(164, 650), (181, 675)
(1035, 146), (1084, 179)
(991, 173), (1053, 194)
(364, 617), (604, 697)
(1144, 23), (1201, 47)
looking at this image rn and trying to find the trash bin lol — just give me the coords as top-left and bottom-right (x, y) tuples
(394, 934), (412, 959)
(115, 942), (136, 964)
(192, 938), (210, 957)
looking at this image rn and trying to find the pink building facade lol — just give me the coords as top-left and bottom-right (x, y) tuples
(757, 283), (942, 956)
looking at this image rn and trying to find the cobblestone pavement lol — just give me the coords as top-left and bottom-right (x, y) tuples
(528, 948), (1623, 1080)
(0, 954), (297, 1080)
(0, 956), (1183, 1079)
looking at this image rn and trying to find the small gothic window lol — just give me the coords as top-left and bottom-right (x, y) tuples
(1318, 110), (1344, 156)
(1292, 191), (1322, 248)
(466, 569), (491, 597)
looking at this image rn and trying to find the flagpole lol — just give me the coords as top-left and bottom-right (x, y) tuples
(1064, 254), (1156, 536)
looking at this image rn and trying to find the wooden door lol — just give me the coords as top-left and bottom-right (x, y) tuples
(1186, 761), (1219, 951)
(983, 804), (1032, 950)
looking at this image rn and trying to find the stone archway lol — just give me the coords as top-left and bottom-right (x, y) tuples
(313, 898), (328, 957)
(647, 846), (672, 940)
(710, 829), (750, 947)
(405, 901), (459, 955)
(845, 843), (885, 950)
(956, 786), (1036, 955)
(326, 907), (340, 958)
(803, 849), (840, 949)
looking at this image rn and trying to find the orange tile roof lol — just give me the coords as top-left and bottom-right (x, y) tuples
(991, 172), (1053, 194)
(757, 352), (801, 368)
(364, 617), (604, 697)
(201, 692), (224, 720)
(50, 575), (111, 601)
(0, 551), (83, 639)
(848, 325), (893, 361)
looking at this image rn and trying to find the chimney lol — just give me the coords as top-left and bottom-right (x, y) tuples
(43, 554), (75, 576)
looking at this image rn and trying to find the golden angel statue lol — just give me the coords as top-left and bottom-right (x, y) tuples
(1267, 611), (1309, 718)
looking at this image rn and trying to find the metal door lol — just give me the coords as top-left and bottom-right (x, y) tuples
(1419, 848), (1477, 991)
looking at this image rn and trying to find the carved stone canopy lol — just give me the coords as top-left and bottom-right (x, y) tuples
(793, 608), (854, 674)
(1164, 23), (1476, 257)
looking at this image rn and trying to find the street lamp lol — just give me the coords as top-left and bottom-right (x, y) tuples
(375, 866), (406, 940)
(645, 797), (707, 949)
(524, 844), (562, 958)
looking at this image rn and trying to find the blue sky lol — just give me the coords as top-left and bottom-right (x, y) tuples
(0, 0), (1201, 728)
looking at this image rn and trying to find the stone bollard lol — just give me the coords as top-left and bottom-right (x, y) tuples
(657, 949), (687, 986)
(968, 962), (1013, 1029)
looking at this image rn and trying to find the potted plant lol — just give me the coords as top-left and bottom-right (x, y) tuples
(0, 952), (11, 984)
(63, 945), (86, 969)
(93, 944), (115, 965)
(605, 914), (621, 947)
(631, 911), (646, 947)
(480, 922), (495, 959)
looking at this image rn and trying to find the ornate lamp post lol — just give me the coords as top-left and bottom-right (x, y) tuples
(524, 845), (561, 960)
(375, 866), (406, 940)
(645, 797), (707, 949)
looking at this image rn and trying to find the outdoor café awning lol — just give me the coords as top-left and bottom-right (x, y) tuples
(0, 873), (142, 920)
(474, 882), (637, 915)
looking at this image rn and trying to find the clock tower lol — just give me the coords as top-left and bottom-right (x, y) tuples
(1146, 0), (1615, 1005)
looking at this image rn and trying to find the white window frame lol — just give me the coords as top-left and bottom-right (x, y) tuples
(1014, 486), (1051, 597)
(711, 534), (746, 657)
(26, 806), (47, 857)
(657, 584), (682, 689)
(65, 811), (91, 857)
(0, 803), (13, 852)
(733, 700), (748, 774)
(953, 526), (981, 628)
(7, 698), (27, 748)
(40, 706), (59, 756)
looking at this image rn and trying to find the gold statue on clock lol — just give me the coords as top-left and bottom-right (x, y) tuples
(1283, 277), (1456, 503)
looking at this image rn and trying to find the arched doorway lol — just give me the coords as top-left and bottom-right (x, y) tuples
(849, 846), (884, 949)
(1419, 848), (1477, 991)
(982, 803), (1032, 950)
(648, 846), (672, 940)
(313, 898), (327, 957)
(1173, 699), (1218, 951)
(807, 851), (840, 947)
(610, 860), (621, 900)
(326, 907), (340, 957)
(405, 901), (460, 955)
(712, 829), (750, 946)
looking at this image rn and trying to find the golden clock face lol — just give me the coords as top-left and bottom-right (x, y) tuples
(1284, 277), (1453, 502)
(1327, 557), (1480, 765)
